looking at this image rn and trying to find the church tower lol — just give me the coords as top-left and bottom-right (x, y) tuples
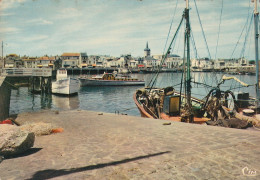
(144, 42), (151, 57)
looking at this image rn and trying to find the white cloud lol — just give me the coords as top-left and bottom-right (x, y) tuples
(0, 12), (14, 16)
(0, 0), (27, 11)
(41, 19), (53, 25)
(26, 18), (53, 25)
(1, 0), (257, 59)
(23, 35), (49, 42)
(0, 27), (19, 33)
(56, 7), (83, 19)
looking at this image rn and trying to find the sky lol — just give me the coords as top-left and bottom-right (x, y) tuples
(0, 0), (258, 60)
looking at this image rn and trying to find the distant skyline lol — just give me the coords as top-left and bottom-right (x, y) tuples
(0, 0), (258, 60)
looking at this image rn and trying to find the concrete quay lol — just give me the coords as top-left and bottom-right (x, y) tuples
(0, 110), (260, 180)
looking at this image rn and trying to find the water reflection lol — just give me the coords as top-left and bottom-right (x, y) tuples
(52, 95), (79, 110)
(78, 86), (142, 115)
(9, 73), (257, 116)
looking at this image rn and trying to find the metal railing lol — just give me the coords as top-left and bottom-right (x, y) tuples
(1, 68), (52, 77)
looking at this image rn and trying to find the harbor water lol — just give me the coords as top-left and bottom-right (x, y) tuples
(9, 72), (256, 116)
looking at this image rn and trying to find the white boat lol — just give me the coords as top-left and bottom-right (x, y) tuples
(79, 72), (145, 86)
(52, 69), (79, 95)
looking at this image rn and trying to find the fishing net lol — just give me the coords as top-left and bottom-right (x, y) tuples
(20, 122), (57, 136)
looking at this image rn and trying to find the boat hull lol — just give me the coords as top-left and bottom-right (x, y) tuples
(79, 78), (145, 86)
(133, 90), (209, 124)
(52, 78), (79, 95)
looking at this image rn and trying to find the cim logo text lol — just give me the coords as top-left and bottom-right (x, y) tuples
(242, 167), (257, 176)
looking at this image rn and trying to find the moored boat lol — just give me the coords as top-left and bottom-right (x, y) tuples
(52, 69), (79, 95)
(134, 87), (209, 124)
(133, 0), (260, 128)
(134, 1), (210, 124)
(206, 0), (260, 129)
(79, 72), (145, 86)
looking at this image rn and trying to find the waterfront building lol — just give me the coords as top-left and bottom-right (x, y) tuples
(22, 56), (37, 68)
(61, 53), (80, 68)
(129, 59), (138, 68)
(98, 56), (111, 67)
(165, 54), (182, 69)
(143, 56), (160, 69)
(103, 57), (114, 68)
(96, 55), (110, 67)
(143, 42), (159, 69)
(152, 54), (163, 60)
(213, 58), (250, 72)
(191, 58), (214, 72)
(37, 56), (56, 69)
(4, 54), (22, 68)
(87, 55), (100, 67)
(144, 42), (151, 57)
(80, 53), (88, 68)
(119, 54), (138, 68)
(106, 57), (123, 68)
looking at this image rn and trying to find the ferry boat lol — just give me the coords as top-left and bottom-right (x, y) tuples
(52, 69), (79, 95)
(79, 72), (145, 86)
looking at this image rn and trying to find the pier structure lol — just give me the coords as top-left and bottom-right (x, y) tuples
(0, 76), (11, 121)
(1, 68), (52, 93)
(0, 68), (52, 120)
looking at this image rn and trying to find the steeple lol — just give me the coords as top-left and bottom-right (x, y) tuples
(144, 41), (151, 57)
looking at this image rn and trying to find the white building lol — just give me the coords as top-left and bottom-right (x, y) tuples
(165, 54), (183, 69)
(22, 56), (37, 68)
(61, 53), (80, 68)
(191, 58), (214, 72)
(37, 56), (56, 69)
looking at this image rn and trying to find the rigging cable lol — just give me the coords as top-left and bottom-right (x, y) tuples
(235, 15), (253, 93)
(163, 0), (179, 55)
(247, 19), (254, 58)
(227, 2), (252, 94)
(189, 23), (211, 94)
(193, 0), (218, 88)
(193, 0), (211, 60)
(148, 15), (184, 89)
(214, 0), (224, 60)
(240, 15), (253, 59)
(230, 1), (252, 59)
(190, 29), (199, 59)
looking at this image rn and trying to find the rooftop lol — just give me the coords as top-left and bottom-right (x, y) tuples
(61, 53), (80, 57)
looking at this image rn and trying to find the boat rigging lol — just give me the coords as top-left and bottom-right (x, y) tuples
(134, 0), (260, 129)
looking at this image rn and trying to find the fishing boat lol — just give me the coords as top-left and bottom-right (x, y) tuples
(134, 0), (260, 128)
(52, 69), (79, 95)
(134, 0), (210, 124)
(79, 72), (145, 86)
(203, 0), (260, 129)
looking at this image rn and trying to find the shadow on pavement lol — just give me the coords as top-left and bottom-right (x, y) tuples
(5, 148), (42, 159)
(27, 151), (171, 180)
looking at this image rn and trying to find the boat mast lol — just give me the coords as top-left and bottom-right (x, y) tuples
(184, 0), (193, 122)
(254, 0), (260, 103)
(1, 41), (4, 68)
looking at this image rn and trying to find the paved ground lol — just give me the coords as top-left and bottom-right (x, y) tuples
(0, 110), (260, 180)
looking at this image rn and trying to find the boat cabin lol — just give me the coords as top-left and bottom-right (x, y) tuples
(92, 73), (139, 81)
(163, 95), (181, 116)
(56, 69), (68, 80)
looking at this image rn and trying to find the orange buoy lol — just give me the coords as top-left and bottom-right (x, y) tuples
(51, 128), (64, 133)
